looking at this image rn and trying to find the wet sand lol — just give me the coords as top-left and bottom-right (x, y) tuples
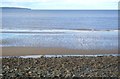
(1, 47), (118, 56)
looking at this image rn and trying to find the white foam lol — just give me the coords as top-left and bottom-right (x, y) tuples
(0, 29), (119, 33)
(1, 54), (120, 58)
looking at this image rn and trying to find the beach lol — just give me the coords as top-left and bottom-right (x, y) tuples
(1, 56), (119, 78)
(1, 47), (118, 56)
(1, 29), (118, 78)
(1, 8), (119, 78)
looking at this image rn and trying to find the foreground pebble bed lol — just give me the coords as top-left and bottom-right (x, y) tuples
(1, 56), (119, 78)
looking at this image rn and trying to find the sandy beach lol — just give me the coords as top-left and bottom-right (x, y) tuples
(1, 47), (118, 56)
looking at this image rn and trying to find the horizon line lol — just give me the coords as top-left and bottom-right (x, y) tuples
(0, 7), (119, 10)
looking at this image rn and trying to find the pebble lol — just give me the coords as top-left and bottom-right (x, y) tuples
(1, 56), (119, 78)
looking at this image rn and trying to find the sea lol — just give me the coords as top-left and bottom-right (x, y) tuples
(0, 8), (119, 50)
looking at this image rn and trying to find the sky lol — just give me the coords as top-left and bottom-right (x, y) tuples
(1, 0), (119, 10)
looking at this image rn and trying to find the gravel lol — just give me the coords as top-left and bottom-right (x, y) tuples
(1, 56), (119, 78)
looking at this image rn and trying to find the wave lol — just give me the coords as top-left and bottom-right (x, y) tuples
(0, 29), (119, 33)
(1, 54), (120, 58)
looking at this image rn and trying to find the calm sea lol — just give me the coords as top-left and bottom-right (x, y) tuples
(2, 9), (118, 30)
(1, 9), (118, 50)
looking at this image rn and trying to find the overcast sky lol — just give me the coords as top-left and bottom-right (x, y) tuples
(1, 0), (119, 10)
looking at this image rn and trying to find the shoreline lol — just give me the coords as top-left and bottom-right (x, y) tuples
(0, 29), (119, 33)
(1, 47), (118, 56)
(1, 54), (120, 59)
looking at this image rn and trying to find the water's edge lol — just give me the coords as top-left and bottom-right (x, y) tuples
(1, 54), (120, 58)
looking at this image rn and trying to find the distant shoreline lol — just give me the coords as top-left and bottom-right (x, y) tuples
(1, 7), (119, 11)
